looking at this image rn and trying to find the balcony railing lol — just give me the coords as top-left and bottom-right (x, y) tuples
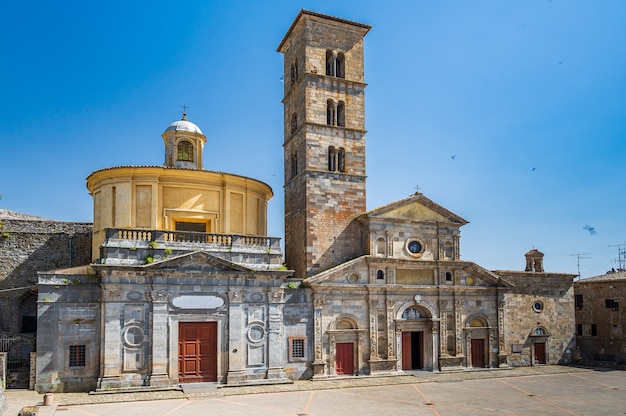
(103, 228), (281, 250)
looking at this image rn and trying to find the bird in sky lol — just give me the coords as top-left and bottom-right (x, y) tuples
(531, 167), (537, 172)
(451, 155), (456, 161)
(583, 225), (597, 235)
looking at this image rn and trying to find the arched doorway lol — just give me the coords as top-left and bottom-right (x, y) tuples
(328, 317), (362, 376)
(397, 305), (435, 371)
(466, 316), (489, 368)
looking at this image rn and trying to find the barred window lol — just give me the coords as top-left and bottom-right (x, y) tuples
(69, 345), (86, 367)
(288, 337), (306, 362)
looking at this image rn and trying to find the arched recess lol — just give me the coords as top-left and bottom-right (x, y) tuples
(327, 315), (365, 376)
(396, 302), (437, 372)
(375, 237), (386, 256)
(530, 326), (550, 365)
(464, 314), (491, 369)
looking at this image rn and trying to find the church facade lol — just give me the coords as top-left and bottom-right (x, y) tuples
(35, 10), (576, 393)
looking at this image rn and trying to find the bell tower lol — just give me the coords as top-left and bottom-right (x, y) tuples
(278, 10), (371, 278)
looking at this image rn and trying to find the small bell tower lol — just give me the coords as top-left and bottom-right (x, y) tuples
(525, 249), (545, 272)
(162, 112), (206, 170)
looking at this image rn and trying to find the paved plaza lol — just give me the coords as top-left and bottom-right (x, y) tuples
(4, 366), (626, 415)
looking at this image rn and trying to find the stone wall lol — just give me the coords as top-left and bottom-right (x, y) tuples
(283, 287), (313, 379)
(0, 215), (92, 334)
(499, 271), (576, 366)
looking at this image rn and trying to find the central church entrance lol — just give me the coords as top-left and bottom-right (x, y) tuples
(178, 322), (217, 382)
(401, 331), (423, 370)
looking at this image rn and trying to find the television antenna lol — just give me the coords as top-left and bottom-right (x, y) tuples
(569, 253), (590, 280)
(609, 243), (626, 270)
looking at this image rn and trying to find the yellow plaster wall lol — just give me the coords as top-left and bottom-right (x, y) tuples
(86, 166), (273, 261)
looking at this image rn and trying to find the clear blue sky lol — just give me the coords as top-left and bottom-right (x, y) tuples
(1, 1), (625, 278)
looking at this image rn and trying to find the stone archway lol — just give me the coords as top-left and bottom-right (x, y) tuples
(396, 304), (438, 371)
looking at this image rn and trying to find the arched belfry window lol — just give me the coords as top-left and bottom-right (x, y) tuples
(291, 151), (297, 178)
(327, 99), (336, 126)
(291, 113), (298, 134)
(177, 140), (194, 162)
(338, 147), (345, 172)
(326, 50), (335, 76)
(290, 58), (299, 86)
(336, 52), (345, 78)
(337, 101), (345, 127)
(328, 146), (337, 171)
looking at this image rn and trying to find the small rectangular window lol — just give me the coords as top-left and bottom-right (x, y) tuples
(69, 345), (86, 367)
(605, 299), (619, 310)
(591, 324), (597, 336)
(576, 324), (583, 336)
(574, 294), (583, 309)
(288, 337), (307, 362)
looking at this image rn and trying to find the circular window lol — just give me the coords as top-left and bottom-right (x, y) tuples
(405, 238), (425, 257)
(532, 301), (544, 313)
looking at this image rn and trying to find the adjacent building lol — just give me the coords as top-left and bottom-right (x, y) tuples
(574, 269), (626, 366)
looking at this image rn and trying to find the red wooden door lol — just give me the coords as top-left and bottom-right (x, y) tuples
(401, 332), (412, 370)
(471, 339), (485, 368)
(534, 342), (546, 364)
(178, 322), (217, 382)
(335, 343), (354, 375)
(402, 332), (423, 370)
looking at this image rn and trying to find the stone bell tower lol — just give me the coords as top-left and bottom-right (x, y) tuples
(278, 10), (371, 278)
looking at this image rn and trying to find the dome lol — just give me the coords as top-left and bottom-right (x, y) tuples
(164, 114), (203, 135)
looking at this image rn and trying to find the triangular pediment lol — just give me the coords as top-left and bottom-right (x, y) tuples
(361, 193), (468, 225)
(142, 251), (252, 273)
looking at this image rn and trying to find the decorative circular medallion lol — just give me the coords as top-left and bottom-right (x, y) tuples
(465, 276), (475, 285)
(405, 238), (425, 258)
(122, 325), (145, 347)
(347, 273), (359, 283)
(247, 324), (266, 343)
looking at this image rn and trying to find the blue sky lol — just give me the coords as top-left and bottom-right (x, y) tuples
(1, 1), (625, 278)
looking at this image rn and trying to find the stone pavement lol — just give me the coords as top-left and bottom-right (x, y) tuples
(0, 366), (607, 415)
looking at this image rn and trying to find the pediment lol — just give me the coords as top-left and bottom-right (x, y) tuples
(361, 193), (468, 225)
(143, 251), (251, 274)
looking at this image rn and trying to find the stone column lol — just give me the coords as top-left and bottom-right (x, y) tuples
(147, 289), (170, 386)
(266, 289), (288, 381)
(386, 300), (396, 360)
(497, 299), (509, 367)
(226, 290), (246, 384)
(311, 296), (326, 378)
(455, 300), (464, 358)
(369, 300), (378, 359)
(432, 320), (440, 370)
(98, 288), (122, 389)
(440, 313), (447, 356)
